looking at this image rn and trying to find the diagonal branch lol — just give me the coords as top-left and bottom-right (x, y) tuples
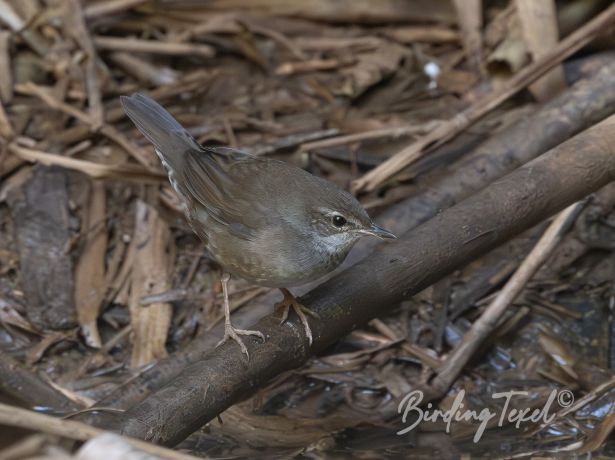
(105, 114), (615, 446)
(351, 4), (615, 193)
(428, 201), (585, 398)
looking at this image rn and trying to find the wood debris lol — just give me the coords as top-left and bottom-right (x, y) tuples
(0, 1), (614, 458)
(128, 199), (174, 367)
(74, 180), (107, 348)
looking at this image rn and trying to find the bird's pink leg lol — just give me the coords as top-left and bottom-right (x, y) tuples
(216, 273), (265, 359)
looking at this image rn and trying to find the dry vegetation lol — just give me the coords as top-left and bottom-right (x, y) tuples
(1, 0), (615, 458)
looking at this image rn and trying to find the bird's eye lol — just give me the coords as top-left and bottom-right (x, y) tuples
(332, 214), (347, 227)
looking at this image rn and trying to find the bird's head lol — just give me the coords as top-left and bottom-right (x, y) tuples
(306, 186), (396, 254)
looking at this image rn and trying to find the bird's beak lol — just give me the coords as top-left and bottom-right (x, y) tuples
(363, 223), (397, 240)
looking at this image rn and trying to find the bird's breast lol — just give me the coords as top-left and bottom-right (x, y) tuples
(200, 223), (349, 287)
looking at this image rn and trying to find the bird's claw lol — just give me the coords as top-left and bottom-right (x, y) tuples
(275, 290), (317, 346)
(216, 324), (265, 360)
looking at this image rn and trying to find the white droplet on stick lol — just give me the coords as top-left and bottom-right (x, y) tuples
(424, 61), (440, 90)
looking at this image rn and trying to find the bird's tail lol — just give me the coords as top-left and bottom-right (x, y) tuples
(120, 93), (200, 172)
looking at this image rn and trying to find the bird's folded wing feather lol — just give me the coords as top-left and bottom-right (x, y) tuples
(180, 149), (266, 240)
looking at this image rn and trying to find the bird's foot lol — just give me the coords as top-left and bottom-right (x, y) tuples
(275, 288), (319, 346)
(216, 323), (265, 359)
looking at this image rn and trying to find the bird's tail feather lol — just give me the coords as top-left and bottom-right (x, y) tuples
(120, 93), (200, 172)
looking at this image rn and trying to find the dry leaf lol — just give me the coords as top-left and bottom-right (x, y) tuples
(74, 180), (108, 348)
(128, 199), (175, 367)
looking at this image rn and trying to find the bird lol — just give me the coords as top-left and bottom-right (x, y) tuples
(120, 94), (396, 358)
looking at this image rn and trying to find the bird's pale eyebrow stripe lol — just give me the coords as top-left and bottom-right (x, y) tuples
(317, 207), (344, 217)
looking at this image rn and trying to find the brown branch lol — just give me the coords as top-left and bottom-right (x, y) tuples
(0, 30), (12, 103)
(41, 69), (215, 149)
(0, 96), (12, 139)
(16, 82), (156, 169)
(106, 114), (615, 446)
(8, 143), (165, 183)
(351, 3), (615, 193)
(108, 52), (179, 86)
(83, 0), (148, 19)
(530, 375), (615, 438)
(93, 36), (215, 58)
(0, 402), (199, 460)
(0, 0), (48, 55)
(0, 350), (80, 412)
(300, 121), (439, 152)
(428, 201), (585, 398)
(68, 0), (104, 130)
(275, 57), (355, 75)
(344, 56), (615, 268)
(80, 55), (615, 417)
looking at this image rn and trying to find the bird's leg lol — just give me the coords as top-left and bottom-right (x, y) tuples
(275, 288), (319, 346)
(216, 273), (265, 359)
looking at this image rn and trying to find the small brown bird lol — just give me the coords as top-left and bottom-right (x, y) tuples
(121, 94), (395, 357)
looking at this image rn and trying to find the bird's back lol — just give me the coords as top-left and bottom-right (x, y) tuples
(121, 94), (356, 286)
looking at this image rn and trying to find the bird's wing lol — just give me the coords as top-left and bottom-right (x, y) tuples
(180, 148), (268, 241)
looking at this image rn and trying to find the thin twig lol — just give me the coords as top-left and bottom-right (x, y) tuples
(16, 82), (156, 169)
(84, 0), (148, 19)
(275, 57), (355, 75)
(241, 21), (307, 60)
(8, 143), (164, 182)
(532, 375), (615, 434)
(0, 0), (48, 55)
(0, 30), (12, 103)
(246, 128), (339, 156)
(0, 97), (13, 138)
(94, 36), (215, 58)
(17, 82), (90, 123)
(69, 0), (104, 129)
(428, 201), (585, 397)
(109, 52), (179, 86)
(0, 402), (199, 460)
(371, 318), (442, 369)
(301, 122), (439, 152)
(351, 4), (615, 193)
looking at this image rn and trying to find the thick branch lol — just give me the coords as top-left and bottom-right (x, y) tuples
(429, 201), (585, 397)
(351, 4), (615, 192)
(109, 114), (615, 446)
(88, 56), (615, 415)
(346, 57), (615, 267)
